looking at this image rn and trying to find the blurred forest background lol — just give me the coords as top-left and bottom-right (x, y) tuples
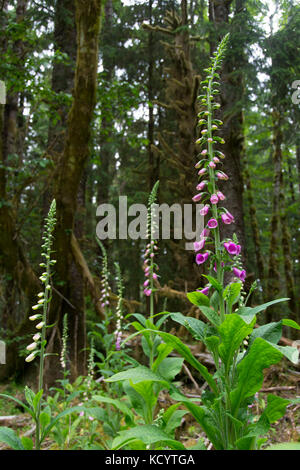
(0, 0), (299, 386)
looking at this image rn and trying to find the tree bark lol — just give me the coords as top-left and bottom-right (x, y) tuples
(0, 0), (104, 386)
(266, 111), (283, 323)
(42, 0), (104, 385)
(143, 2), (201, 291)
(244, 160), (265, 293)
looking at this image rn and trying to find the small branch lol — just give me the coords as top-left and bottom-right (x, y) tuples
(182, 363), (202, 394)
(70, 233), (104, 319)
(260, 386), (296, 393)
(51, 286), (76, 310)
(142, 22), (175, 36)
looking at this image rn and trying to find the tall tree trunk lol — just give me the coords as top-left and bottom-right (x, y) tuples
(97, 0), (114, 213)
(147, 0), (158, 191)
(296, 141), (300, 316)
(296, 143), (300, 194)
(43, 0), (77, 217)
(266, 111), (282, 323)
(0, 0), (44, 381)
(144, 2), (201, 291)
(44, 0), (104, 386)
(244, 159), (265, 293)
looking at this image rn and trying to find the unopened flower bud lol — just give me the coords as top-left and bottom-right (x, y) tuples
(29, 314), (40, 321)
(25, 353), (36, 363)
(32, 305), (41, 311)
(33, 333), (41, 342)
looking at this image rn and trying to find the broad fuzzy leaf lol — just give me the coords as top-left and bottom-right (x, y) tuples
(218, 314), (255, 372)
(230, 338), (283, 415)
(145, 330), (218, 395)
(111, 424), (186, 450)
(186, 291), (210, 307)
(0, 427), (24, 450)
(106, 365), (169, 387)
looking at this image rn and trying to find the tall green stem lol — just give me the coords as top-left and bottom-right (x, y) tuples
(206, 64), (225, 322)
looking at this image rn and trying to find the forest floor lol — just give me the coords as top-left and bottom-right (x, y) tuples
(0, 358), (299, 450)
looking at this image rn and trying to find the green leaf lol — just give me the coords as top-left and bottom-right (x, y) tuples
(92, 395), (134, 422)
(123, 382), (148, 420)
(170, 312), (211, 341)
(260, 394), (290, 423)
(237, 298), (289, 321)
(163, 408), (187, 436)
(157, 357), (184, 382)
(127, 313), (147, 327)
(188, 439), (207, 450)
(210, 291), (220, 311)
(202, 275), (223, 292)
(281, 319), (300, 330)
(230, 338), (283, 415)
(204, 335), (220, 354)
(218, 314), (255, 372)
(152, 343), (174, 372)
(235, 414), (270, 450)
(21, 436), (34, 450)
(111, 425), (186, 450)
(131, 321), (146, 332)
(187, 291), (210, 307)
(265, 342), (299, 364)
(33, 389), (43, 412)
(196, 305), (220, 327)
(161, 403), (183, 435)
(153, 311), (175, 329)
(84, 407), (107, 422)
(24, 386), (35, 409)
(265, 442), (300, 450)
(0, 427), (24, 450)
(145, 330), (218, 395)
(249, 322), (282, 346)
(41, 406), (83, 442)
(39, 411), (51, 429)
(0, 393), (34, 418)
(223, 282), (242, 311)
(168, 388), (223, 450)
(106, 366), (169, 387)
(129, 380), (157, 417)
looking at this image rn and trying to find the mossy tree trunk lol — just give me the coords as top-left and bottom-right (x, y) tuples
(0, 0), (44, 381)
(144, 1), (201, 291)
(244, 161), (265, 294)
(43, 0), (104, 385)
(266, 111), (284, 323)
(0, 0), (104, 386)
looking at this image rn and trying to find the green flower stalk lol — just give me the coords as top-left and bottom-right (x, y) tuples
(60, 313), (68, 372)
(114, 262), (124, 351)
(143, 181), (159, 317)
(25, 198), (56, 449)
(86, 337), (95, 390)
(193, 33), (243, 321)
(96, 238), (111, 317)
